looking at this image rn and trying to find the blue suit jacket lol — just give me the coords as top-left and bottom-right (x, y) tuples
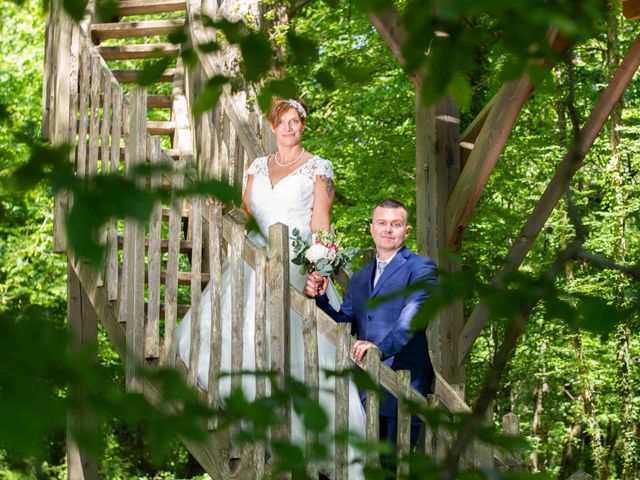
(317, 246), (437, 418)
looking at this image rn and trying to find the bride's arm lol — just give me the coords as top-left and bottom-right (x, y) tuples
(310, 174), (335, 232)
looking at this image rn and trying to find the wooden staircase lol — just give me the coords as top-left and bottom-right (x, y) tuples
(43, 0), (523, 477)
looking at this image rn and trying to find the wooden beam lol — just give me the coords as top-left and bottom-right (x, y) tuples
(67, 262), (99, 480)
(623, 0), (640, 20)
(367, 6), (407, 68)
(457, 30), (640, 365)
(445, 76), (534, 251)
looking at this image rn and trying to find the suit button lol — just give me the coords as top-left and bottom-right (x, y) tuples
(367, 315), (372, 321)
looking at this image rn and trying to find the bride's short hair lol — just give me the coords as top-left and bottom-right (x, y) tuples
(267, 98), (308, 127)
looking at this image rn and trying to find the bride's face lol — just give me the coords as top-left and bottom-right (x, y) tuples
(271, 109), (304, 147)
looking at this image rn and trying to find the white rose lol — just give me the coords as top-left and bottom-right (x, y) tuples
(326, 247), (337, 261)
(305, 243), (329, 263)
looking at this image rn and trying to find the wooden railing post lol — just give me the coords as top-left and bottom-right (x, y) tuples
(123, 87), (147, 393)
(268, 222), (292, 473)
(145, 137), (162, 360)
(396, 369), (412, 478)
(207, 204), (223, 421)
(364, 348), (381, 469)
(106, 80), (123, 301)
(302, 297), (319, 479)
(252, 245), (268, 477)
(229, 219), (245, 392)
(162, 159), (185, 366)
(334, 323), (351, 480)
(187, 191), (203, 388)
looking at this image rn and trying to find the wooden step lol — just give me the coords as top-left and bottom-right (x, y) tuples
(91, 19), (185, 40)
(148, 95), (172, 109)
(147, 120), (176, 136)
(110, 146), (179, 161)
(162, 271), (210, 286)
(112, 68), (176, 83)
(117, 0), (186, 16)
(99, 43), (180, 60)
(100, 94), (171, 108)
(117, 236), (192, 253)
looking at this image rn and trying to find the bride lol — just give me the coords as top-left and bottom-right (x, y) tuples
(177, 98), (366, 478)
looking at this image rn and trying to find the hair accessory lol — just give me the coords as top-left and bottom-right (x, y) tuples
(287, 99), (307, 118)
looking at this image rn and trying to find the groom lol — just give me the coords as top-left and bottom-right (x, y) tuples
(304, 199), (437, 446)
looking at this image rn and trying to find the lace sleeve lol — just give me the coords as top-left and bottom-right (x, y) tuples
(243, 156), (267, 194)
(313, 158), (334, 181)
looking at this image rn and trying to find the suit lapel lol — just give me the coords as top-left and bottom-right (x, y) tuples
(371, 247), (410, 297)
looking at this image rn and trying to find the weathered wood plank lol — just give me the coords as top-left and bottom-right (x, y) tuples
(187, 196), (203, 387)
(100, 70), (112, 176)
(229, 220), (245, 392)
(67, 261), (99, 480)
(457, 31), (640, 364)
(106, 82), (123, 301)
(125, 87), (147, 393)
(302, 298), (319, 479)
(99, 43), (180, 60)
(268, 223), (292, 454)
(364, 348), (381, 469)
(88, 54), (101, 178)
(334, 323), (350, 480)
(146, 137), (163, 359)
(76, 41), (90, 179)
(251, 244), (267, 477)
(207, 204), (223, 422)
(162, 160), (185, 366)
(90, 19), (185, 40)
(396, 370), (411, 478)
(117, 236), (194, 253)
(51, 5), (74, 252)
(117, 0), (186, 16)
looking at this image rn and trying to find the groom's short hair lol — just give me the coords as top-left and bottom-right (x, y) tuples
(372, 199), (408, 222)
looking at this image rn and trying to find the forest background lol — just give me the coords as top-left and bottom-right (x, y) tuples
(1, 0), (639, 478)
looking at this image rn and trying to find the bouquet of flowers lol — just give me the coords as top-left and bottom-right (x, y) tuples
(291, 228), (360, 277)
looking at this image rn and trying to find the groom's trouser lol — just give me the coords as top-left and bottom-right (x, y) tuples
(379, 414), (422, 447)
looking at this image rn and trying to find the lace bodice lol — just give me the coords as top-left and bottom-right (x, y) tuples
(245, 155), (334, 240)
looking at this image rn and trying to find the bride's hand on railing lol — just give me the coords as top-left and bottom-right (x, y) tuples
(303, 271), (328, 298)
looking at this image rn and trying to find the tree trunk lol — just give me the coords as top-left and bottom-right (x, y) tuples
(559, 420), (585, 479)
(530, 342), (549, 471)
(573, 335), (609, 479)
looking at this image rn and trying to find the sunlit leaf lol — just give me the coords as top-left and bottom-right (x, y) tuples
(240, 32), (273, 81)
(192, 75), (228, 115)
(136, 57), (173, 87)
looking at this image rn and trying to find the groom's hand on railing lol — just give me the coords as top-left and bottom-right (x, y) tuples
(303, 272), (328, 297)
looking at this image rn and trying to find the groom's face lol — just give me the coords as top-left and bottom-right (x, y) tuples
(370, 207), (410, 256)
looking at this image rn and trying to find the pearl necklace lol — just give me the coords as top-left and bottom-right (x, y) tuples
(274, 148), (305, 167)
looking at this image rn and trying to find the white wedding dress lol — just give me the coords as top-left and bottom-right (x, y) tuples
(177, 155), (366, 478)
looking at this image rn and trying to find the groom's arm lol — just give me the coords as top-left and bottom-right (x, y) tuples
(376, 257), (438, 359)
(315, 285), (355, 324)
